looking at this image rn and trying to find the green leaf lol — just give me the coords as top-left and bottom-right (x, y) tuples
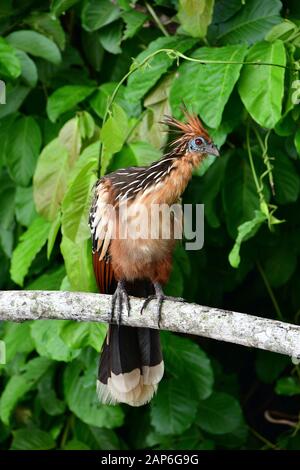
(0, 37), (21, 79)
(0, 357), (52, 425)
(61, 161), (97, 243)
(10, 216), (50, 286)
(16, 50), (38, 87)
(238, 41), (286, 128)
(2, 322), (35, 363)
(11, 428), (55, 450)
(125, 36), (196, 103)
(60, 237), (97, 292)
(275, 377), (300, 396)
(64, 359), (124, 428)
(15, 186), (37, 227)
(197, 392), (244, 435)
(99, 21), (122, 55)
(272, 151), (300, 204)
(170, 45), (247, 128)
(90, 82), (140, 119)
(60, 322), (107, 352)
(26, 265), (66, 290)
(24, 12), (66, 50)
(161, 332), (214, 400)
(47, 212), (61, 259)
(82, 0), (120, 32)
(47, 85), (95, 122)
(216, 0), (282, 45)
(229, 211), (267, 268)
(31, 320), (80, 362)
(222, 152), (260, 238)
(73, 421), (121, 450)
(178, 0), (215, 38)
(6, 30), (61, 64)
(51, 0), (80, 16)
(38, 368), (66, 416)
(33, 135), (75, 221)
(0, 174), (15, 230)
(78, 111), (95, 140)
(100, 103), (129, 175)
(5, 116), (41, 186)
(122, 10), (147, 40)
(0, 84), (30, 119)
(151, 377), (198, 435)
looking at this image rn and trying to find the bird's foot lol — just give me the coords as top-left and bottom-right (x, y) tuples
(141, 283), (185, 328)
(111, 280), (131, 325)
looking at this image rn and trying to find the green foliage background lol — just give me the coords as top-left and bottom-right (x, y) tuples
(0, 0), (300, 450)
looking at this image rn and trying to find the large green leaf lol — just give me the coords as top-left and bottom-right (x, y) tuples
(60, 236), (97, 292)
(47, 85), (95, 122)
(0, 174), (15, 230)
(238, 41), (286, 128)
(222, 152), (260, 238)
(64, 359), (124, 428)
(100, 103), (129, 175)
(0, 37), (21, 79)
(34, 118), (82, 221)
(161, 332), (214, 400)
(178, 0), (215, 38)
(5, 116), (41, 186)
(16, 50), (38, 87)
(197, 392), (244, 435)
(6, 30), (61, 64)
(30, 320), (80, 362)
(0, 357), (52, 425)
(10, 216), (50, 286)
(170, 45), (247, 128)
(82, 0), (120, 32)
(11, 428), (55, 450)
(60, 321), (107, 352)
(2, 322), (34, 363)
(125, 36), (196, 103)
(15, 186), (37, 227)
(24, 12), (66, 50)
(122, 10), (147, 40)
(0, 84), (30, 119)
(216, 0), (282, 45)
(151, 378), (198, 435)
(61, 161), (97, 243)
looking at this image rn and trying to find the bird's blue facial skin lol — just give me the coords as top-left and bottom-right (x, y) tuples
(188, 136), (206, 153)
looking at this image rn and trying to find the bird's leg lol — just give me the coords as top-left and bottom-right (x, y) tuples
(111, 280), (131, 325)
(141, 282), (184, 327)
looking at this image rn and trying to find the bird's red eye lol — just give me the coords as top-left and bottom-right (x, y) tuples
(195, 137), (203, 146)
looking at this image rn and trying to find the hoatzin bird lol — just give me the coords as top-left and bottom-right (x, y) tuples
(89, 110), (219, 406)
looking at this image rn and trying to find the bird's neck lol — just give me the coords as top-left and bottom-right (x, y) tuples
(140, 152), (205, 205)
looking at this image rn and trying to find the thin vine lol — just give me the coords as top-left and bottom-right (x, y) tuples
(97, 47), (297, 177)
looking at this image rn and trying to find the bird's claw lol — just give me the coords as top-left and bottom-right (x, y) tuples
(141, 283), (185, 328)
(111, 280), (130, 325)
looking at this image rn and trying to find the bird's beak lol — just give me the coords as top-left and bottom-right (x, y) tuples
(205, 143), (220, 157)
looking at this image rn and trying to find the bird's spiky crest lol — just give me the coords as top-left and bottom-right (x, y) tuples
(162, 108), (211, 156)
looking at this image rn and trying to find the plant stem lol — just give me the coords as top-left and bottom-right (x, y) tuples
(98, 48), (295, 177)
(256, 260), (284, 320)
(250, 427), (278, 450)
(145, 1), (169, 37)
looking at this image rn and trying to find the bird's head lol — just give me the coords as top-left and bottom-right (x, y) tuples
(163, 109), (220, 158)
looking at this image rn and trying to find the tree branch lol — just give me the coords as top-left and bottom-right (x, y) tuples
(0, 290), (299, 359)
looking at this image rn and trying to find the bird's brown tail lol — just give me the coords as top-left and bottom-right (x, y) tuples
(96, 280), (164, 406)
